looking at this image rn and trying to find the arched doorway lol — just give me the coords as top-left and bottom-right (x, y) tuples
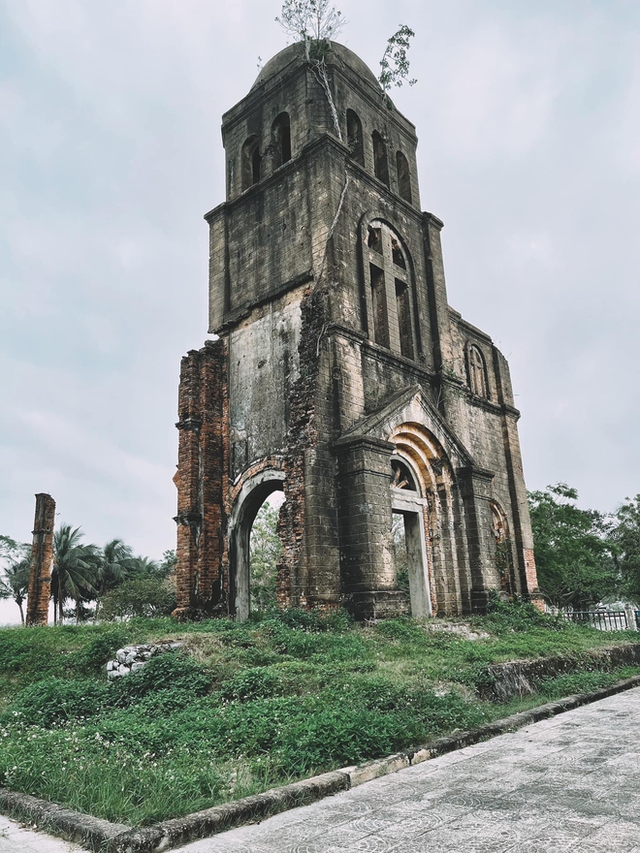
(390, 457), (432, 618)
(390, 422), (466, 615)
(229, 470), (285, 620)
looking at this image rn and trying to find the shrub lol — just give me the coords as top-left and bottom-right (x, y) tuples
(112, 652), (212, 705)
(5, 678), (111, 727)
(98, 578), (176, 620)
(220, 667), (281, 702)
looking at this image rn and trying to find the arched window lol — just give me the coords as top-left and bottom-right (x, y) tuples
(271, 113), (291, 168)
(364, 220), (417, 360)
(241, 135), (261, 190)
(347, 109), (364, 165)
(396, 151), (412, 203)
(490, 501), (513, 594)
(467, 344), (488, 398)
(372, 131), (389, 186)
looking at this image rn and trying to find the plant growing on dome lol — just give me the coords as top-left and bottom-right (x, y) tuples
(379, 25), (417, 92)
(276, 0), (346, 44)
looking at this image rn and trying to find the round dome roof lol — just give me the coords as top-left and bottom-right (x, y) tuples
(252, 41), (380, 91)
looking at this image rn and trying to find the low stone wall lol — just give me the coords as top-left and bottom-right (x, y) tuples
(105, 642), (183, 679)
(478, 642), (640, 701)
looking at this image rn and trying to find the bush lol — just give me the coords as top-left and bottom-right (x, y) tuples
(98, 578), (176, 620)
(4, 678), (111, 727)
(112, 652), (212, 705)
(220, 667), (281, 702)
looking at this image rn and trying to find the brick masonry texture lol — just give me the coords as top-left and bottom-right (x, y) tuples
(174, 40), (539, 619)
(25, 493), (55, 626)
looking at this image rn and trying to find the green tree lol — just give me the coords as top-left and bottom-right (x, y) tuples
(378, 25), (417, 92)
(528, 483), (614, 609)
(0, 541), (30, 625)
(250, 502), (283, 611)
(52, 525), (100, 625)
(96, 539), (135, 594)
(276, 0), (345, 43)
(609, 495), (640, 602)
(98, 576), (176, 620)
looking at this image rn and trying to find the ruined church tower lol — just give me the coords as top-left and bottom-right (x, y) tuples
(173, 41), (540, 620)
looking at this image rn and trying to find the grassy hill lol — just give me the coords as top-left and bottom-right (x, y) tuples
(0, 602), (638, 825)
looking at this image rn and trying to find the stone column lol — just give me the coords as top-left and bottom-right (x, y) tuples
(25, 493), (56, 626)
(457, 466), (496, 612)
(335, 435), (409, 620)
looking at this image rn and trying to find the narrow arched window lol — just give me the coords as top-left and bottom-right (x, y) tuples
(347, 109), (364, 165)
(372, 131), (389, 186)
(364, 220), (417, 360)
(271, 113), (291, 169)
(396, 151), (412, 203)
(241, 136), (261, 191)
(370, 264), (389, 348)
(467, 345), (488, 398)
(395, 280), (414, 360)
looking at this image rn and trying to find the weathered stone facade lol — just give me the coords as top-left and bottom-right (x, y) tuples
(174, 41), (540, 620)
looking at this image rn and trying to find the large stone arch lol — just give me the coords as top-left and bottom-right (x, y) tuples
(228, 467), (285, 620)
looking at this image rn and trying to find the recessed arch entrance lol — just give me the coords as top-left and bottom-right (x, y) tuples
(390, 456), (432, 617)
(228, 469), (285, 620)
(390, 422), (466, 615)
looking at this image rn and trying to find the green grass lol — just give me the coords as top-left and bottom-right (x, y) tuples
(0, 602), (638, 825)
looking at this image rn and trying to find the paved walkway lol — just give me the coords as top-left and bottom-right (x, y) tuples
(0, 814), (81, 853)
(178, 687), (640, 853)
(1, 688), (639, 852)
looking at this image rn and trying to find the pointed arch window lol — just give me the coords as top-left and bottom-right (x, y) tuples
(241, 135), (261, 190)
(396, 151), (412, 203)
(372, 131), (389, 186)
(271, 113), (291, 168)
(467, 344), (489, 398)
(347, 110), (364, 165)
(364, 221), (417, 360)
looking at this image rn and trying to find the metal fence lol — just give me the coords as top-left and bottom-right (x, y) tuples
(562, 609), (640, 632)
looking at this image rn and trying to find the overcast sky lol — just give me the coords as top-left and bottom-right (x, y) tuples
(1, 0), (639, 622)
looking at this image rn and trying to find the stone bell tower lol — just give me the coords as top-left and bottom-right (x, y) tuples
(173, 40), (540, 620)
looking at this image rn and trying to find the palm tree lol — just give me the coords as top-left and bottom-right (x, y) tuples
(94, 538), (135, 618)
(52, 525), (100, 624)
(0, 555), (30, 625)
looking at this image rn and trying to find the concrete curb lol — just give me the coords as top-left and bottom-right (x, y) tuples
(3, 674), (640, 852)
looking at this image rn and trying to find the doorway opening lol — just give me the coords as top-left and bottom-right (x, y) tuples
(230, 472), (285, 620)
(390, 458), (432, 618)
(249, 492), (284, 612)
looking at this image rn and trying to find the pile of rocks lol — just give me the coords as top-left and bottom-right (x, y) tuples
(105, 641), (183, 679)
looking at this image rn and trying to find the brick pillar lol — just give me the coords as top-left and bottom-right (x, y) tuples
(173, 339), (228, 619)
(336, 435), (409, 619)
(457, 466), (496, 613)
(25, 493), (55, 626)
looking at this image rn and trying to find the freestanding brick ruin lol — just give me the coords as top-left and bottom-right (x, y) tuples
(25, 493), (56, 626)
(173, 41), (540, 621)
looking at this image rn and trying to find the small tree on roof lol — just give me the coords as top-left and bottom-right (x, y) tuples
(379, 25), (417, 92)
(276, 0), (346, 43)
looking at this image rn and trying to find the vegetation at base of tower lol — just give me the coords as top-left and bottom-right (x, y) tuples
(378, 25), (417, 92)
(0, 606), (638, 825)
(0, 537), (29, 625)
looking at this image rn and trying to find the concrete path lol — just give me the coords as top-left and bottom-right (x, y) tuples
(176, 686), (640, 853)
(1, 687), (639, 852)
(0, 814), (82, 853)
